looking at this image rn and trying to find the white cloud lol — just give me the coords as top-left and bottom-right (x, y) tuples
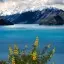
(46, 0), (64, 4)
(0, 0), (64, 15)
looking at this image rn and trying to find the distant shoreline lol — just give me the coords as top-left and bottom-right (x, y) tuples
(1, 24), (64, 29)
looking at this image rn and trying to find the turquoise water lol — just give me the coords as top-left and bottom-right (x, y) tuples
(0, 26), (64, 64)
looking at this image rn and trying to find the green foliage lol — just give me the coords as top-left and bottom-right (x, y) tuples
(0, 37), (56, 64)
(0, 61), (7, 64)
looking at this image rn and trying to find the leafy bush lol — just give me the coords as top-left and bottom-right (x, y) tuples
(1, 36), (56, 64)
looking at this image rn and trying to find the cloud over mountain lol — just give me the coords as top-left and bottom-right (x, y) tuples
(0, 0), (64, 15)
(45, 0), (64, 4)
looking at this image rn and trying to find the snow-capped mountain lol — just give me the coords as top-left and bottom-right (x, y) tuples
(0, 0), (64, 16)
(0, 7), (64, 25)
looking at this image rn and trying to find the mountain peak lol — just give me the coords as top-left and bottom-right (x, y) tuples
(0, 7), (64, 25)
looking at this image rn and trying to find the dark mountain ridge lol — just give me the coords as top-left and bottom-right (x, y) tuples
(0, 19), (13, 25)
(1, 7), (64, 25)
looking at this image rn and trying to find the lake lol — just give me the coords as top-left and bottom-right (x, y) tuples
(0, 24), (64, 64)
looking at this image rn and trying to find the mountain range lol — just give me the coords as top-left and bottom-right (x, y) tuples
(0, 7), (64, 25)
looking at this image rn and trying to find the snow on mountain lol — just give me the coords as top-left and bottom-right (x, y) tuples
(2, 7), (64, 25)
(0, 0), (64, 16)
